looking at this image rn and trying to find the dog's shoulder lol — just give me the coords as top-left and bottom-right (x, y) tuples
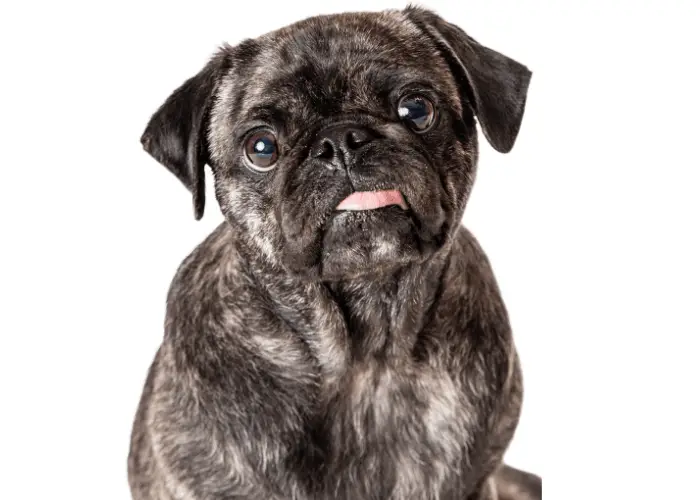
(140, 224), (316, 498)
(443, 225), (504, 301)
(164, 222), (269, 334)
(158, 222), (261, 378)
(158, 222), (317, 387)
(430, 225), (513, 375)
(166, 222), (241, 305)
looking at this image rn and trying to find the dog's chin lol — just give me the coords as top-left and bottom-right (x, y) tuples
(275, 192), (450, 282)
(315, 205), (440, 281)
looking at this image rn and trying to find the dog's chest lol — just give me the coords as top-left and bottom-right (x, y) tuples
(316, 360), (473, 499)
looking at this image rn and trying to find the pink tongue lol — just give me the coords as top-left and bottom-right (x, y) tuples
(336, 190), (408, 211)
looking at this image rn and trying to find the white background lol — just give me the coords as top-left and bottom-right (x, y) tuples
(1, 1), (698, 499)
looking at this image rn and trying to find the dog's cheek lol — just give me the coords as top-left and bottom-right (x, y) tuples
(449, 139), (478, 217)
(271, 167), (329, 275)
(434, 116), (478, 228)
(214, 176), (281, 262)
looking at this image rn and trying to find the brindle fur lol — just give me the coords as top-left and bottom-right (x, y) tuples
(128, 6), (541, 500)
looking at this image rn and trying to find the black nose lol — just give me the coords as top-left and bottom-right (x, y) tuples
(309, 124), (376, 170)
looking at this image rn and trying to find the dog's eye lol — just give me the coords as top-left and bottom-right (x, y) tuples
(244, 130), (278, 172)
(398, 94), (436, 133)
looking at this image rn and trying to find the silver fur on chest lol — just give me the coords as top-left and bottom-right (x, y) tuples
(327, 360), (472, 499)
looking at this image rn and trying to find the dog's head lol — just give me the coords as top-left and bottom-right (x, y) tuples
(141, 7), (531, 280)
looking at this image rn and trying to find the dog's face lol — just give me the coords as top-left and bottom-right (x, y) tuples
(141, 7), (531, 280)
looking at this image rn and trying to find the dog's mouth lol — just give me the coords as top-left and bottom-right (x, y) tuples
(335, 189), (409, 211)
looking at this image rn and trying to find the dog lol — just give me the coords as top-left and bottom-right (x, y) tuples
(128, 6), (540, 500)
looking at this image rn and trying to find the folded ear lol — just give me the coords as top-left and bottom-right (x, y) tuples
(406, 7), (532, 153)
(140, 48), (231, 220)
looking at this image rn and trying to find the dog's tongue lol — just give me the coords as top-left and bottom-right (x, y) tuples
(336, 190), (408, 211)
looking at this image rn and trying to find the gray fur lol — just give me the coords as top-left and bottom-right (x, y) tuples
(129, 6), (540, 500)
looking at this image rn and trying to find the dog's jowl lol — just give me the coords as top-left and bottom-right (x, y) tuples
(128, 7), (541, 500)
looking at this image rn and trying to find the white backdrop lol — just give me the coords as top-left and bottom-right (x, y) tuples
(1, 1), (698, 499)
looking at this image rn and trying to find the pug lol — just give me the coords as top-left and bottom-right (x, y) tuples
(128, 6), (541, 500)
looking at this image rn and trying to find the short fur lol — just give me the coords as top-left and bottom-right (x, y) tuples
(128, 6), (541, 500)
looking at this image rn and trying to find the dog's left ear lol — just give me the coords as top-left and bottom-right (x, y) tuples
(406, 7), (532, 153)
(140, 49), (231, 220)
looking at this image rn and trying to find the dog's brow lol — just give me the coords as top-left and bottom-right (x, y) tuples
(246, 105), (289, 125)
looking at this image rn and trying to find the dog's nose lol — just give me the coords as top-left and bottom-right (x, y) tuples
(309, 124), (376, 170)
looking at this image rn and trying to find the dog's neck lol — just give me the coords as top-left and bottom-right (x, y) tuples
(236, 229), (450, 377)
(324, 262), (445, 361)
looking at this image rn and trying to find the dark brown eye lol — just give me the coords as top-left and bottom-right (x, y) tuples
(398, 94), (436, 133)
(244, 130), (278, 171)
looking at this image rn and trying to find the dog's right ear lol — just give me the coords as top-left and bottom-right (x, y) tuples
(405, 6), (532, 154)
(140, 48), (231, 220)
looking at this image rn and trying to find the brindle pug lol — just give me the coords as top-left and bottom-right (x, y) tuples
(128, 6), (541, 500)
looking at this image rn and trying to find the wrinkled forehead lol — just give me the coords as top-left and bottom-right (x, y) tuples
(215, 11), (460, 130)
